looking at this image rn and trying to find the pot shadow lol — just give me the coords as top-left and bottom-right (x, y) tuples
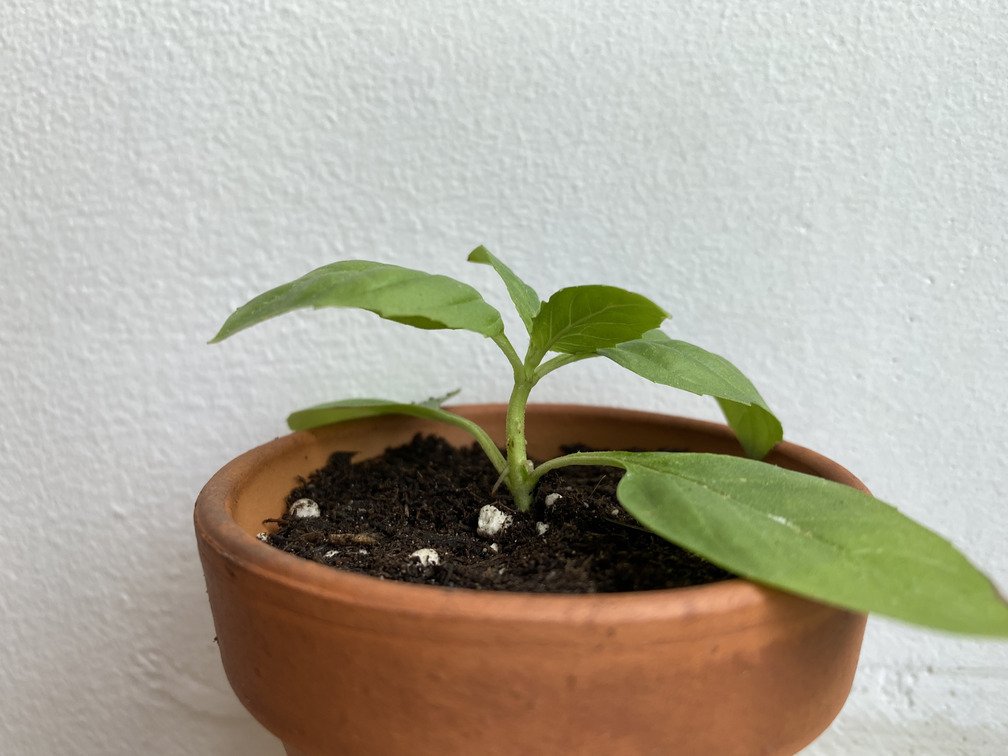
(799, 710), (1008, 755)
(123, 535), (284, 756)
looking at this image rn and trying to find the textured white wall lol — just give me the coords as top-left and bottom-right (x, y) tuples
(2, 2), (1006, 754)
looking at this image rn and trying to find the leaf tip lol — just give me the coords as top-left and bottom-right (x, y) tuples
(467, 245), (490, 263)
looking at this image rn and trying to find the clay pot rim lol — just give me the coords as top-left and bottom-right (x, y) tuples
(195, 403), (868, 629)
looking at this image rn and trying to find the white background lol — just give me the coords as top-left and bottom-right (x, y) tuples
(2, 2), (1007, 754)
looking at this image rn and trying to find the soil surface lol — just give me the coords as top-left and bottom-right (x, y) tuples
(265, 434), (734, 593)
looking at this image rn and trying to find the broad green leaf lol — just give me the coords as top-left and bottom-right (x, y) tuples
(286, 392), (462, 431)
(716, 398), (782, 460)
(210, 260), (504, 342)
(286, 392), (507, 474)
(529, 286), (668, 358)
(600, 331), (782, 459)
(467, 246), (541, 333)
(599, 451), (1008, 636)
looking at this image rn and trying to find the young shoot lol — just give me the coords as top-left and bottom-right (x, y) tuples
(211, 246), (1008, 637)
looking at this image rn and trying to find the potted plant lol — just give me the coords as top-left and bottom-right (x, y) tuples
(197, 247), (1008, 756)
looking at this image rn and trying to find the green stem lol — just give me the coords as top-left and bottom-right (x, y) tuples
(534, 352), (593, 383)
(490, 335), (598, 511)
(504, 375), (535, 511)
(487, 331), (542, 511)
(492, 332), (524, 375)
(443, 412), (508, 475)
(527, 450), (627, 488)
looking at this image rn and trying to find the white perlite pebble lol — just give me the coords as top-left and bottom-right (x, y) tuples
(536, 522), (549, 536)
(477, 504), (512, 539)
(256, 532), (269, 542)
(324, 549), (339, 559)
(410, 548), (440, 567)
(544, 493), (562, 508)
(489, 543), (500, 553)
(290, 498), (320, 518)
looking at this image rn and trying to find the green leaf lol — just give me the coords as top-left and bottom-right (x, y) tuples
(529, 286), (668, 358)
(467, 246), (541, 333)
(286, 391), (460, 430)
(602, 451), (1008, 636)
(287, 392), (507, 474)
(600, 331), (782, 458)
(716, 398), (782, 460)
(210, 261), (504, 342)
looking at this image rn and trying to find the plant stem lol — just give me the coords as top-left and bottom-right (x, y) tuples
(504, 374), (535, 511)
(490, 334), (597, 511)
(442, 412), (508, 475)
(491, 332), (525, 375)
(534, 352), (592, 382)
(527, 450), (627, 488)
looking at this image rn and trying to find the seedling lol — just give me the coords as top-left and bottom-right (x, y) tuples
(212, 246), (1008, 636)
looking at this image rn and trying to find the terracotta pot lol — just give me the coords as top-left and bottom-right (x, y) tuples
(195, 404), (868, 756)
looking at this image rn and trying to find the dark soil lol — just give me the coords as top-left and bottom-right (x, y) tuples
(264, 434), (734, 593)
